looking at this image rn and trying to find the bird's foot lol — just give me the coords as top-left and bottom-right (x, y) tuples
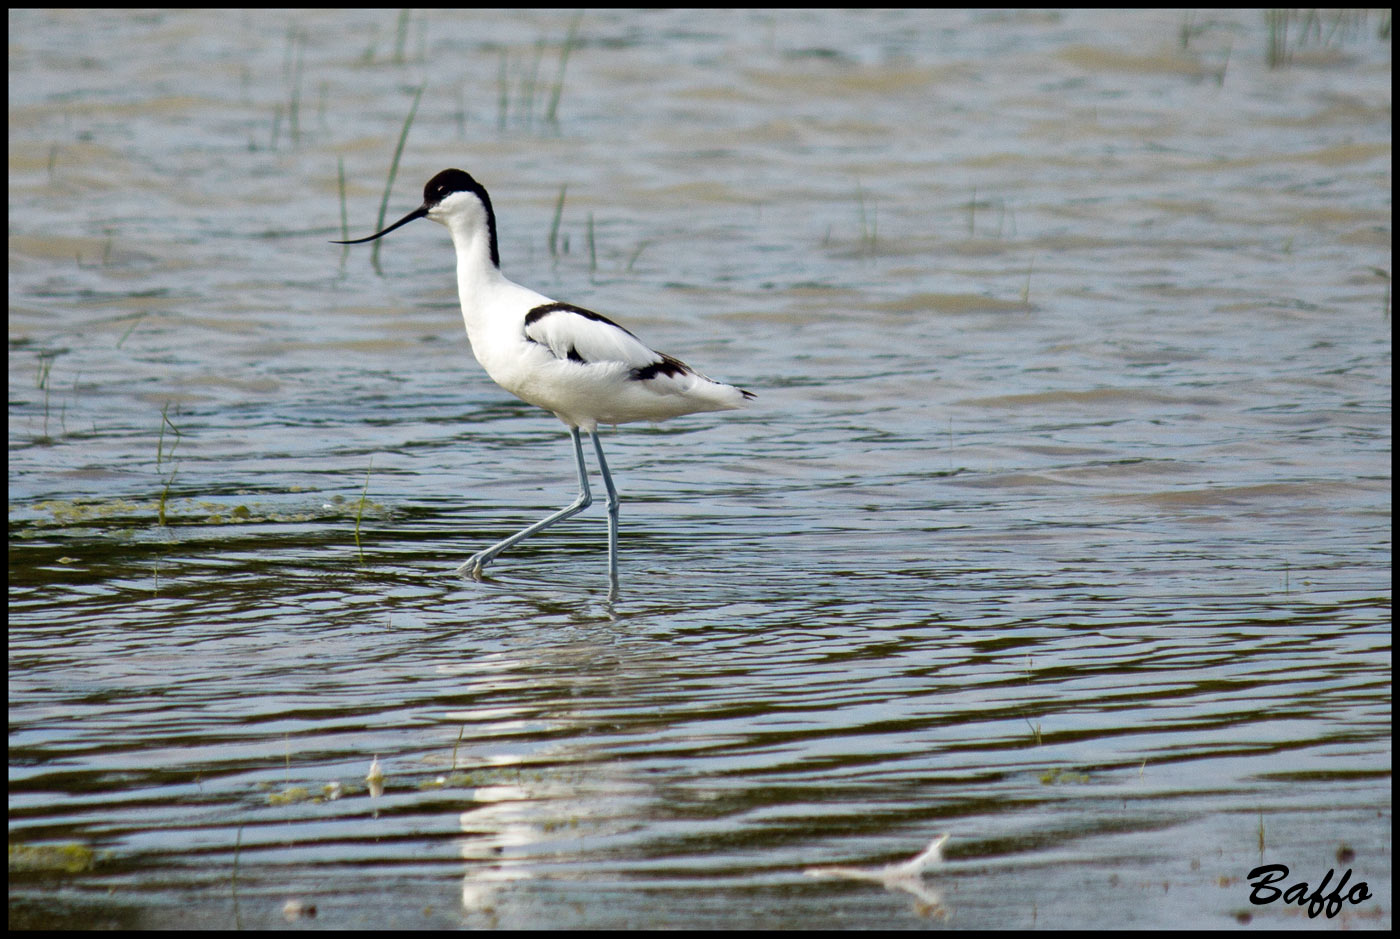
(456, 554), (489, 580)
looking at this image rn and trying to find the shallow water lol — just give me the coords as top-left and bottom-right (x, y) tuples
(9, 8), (1391, 929)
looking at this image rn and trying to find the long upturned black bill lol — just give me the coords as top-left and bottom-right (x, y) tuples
(331, 204), (429, 244)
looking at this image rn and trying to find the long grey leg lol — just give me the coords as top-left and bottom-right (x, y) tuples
(458, 427), (592, 579)
(590, 430), (620, 595)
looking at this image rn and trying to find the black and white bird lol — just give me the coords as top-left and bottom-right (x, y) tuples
(334, 169), (753, 594)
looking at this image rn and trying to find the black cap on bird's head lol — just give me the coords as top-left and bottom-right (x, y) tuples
(332, 168), (499, 267)
(419, 169), (488, 211)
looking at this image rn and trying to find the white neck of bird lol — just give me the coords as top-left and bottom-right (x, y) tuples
(447, 220), (506, 313)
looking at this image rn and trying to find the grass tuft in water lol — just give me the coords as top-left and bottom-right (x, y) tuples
(496, 15), (585, 133)
(9, 842), (96, 874)
(1266, 8), (1388, 68)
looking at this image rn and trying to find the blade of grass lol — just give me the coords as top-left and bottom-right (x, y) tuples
(545, 12), (584, 124)
(497, 52), (509, 131)
(288, 27), (305, 146)
(337, 156), (349, 245)
(369, 81), (427, 271)
(393, 9), (411, 65)
(549, 183), (567, 257)
(523, 38), (545, 127)
(117, 312), (147, 348)
(626, 240), (649, 273)
(587, 211), (596, 273)
(355, 458), (374, 565)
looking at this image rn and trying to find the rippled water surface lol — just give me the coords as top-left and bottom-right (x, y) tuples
(9, 9), (1391, 929)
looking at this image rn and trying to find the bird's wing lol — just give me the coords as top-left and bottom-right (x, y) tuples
(523, 302), (682, 372)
